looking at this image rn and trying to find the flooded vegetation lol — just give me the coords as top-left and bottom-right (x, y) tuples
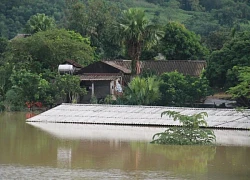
(0, 112), (250, 179)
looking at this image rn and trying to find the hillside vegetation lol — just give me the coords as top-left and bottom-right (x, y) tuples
(1, 0), (250, 39)
(0, 0), (250, 109)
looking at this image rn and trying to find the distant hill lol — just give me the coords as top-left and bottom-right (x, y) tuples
(0, 0), (64, 39)
(1, 0), (250, 39)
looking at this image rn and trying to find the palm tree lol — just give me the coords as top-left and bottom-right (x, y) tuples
(25, 13), (56, 34)
(119, 8), (164, 75)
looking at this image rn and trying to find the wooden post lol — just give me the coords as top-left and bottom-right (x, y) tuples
(91, 82), (94, 97)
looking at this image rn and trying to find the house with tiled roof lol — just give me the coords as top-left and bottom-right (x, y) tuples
(77, 60), (207, 102)
(60, 59), (84, 74)
(11, 34), (31, 41)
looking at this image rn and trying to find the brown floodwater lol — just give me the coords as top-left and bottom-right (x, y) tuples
(0, 112), (250, 180)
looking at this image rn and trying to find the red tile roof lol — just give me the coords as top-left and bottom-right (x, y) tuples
(102, 61), (131, 74)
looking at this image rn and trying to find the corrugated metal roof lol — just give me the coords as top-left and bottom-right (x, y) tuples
(26, 104), (250, 130)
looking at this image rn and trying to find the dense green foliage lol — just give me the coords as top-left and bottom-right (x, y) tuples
(119, 8), (164, 74)
(0, 0), (64, 39)
(122, 71), (211, 107)
(54, 74), (87, 104)
(160, 22), (208, 60)
(8, 29), (95, 72)
(10, 69), (46, 104)
(151, 111), (216, 145)
(206, 31), (250, 88)
(65, 0), (122, 59)
(24, 13), (56, 34)
(124, 76), (161, 105)
(0, 37), (8, 56)
(1, 0), (250, 40)
(0, 28), (92, 110)
(7, 70), (86, 109)
(0, 0), (250, 108)
(227, 66), (250, 107)
(159, 71), (211, 106)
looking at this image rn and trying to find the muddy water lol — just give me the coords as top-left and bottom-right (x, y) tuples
(0, 112), (250, 180)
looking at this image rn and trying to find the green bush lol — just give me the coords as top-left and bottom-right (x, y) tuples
(124, 76), (161, 105)
(159, 71), (211, 107)
(0, 101), (5, 111)
(4, 89), (24, 111)
(151, 111), (216, 145)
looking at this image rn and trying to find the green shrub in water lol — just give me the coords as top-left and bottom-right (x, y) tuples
(151, 111), (216, 145)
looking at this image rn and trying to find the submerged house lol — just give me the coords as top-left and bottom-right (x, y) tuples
(77, 60), (207, 102)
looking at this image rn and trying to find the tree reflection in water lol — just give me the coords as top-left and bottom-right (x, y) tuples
(130, 142), (216, 174)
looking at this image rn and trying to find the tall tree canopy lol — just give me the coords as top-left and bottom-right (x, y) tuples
(24, 13), (56, 34)
(119, 8), (164, 74)
(7, 29), (95, 72)
(0, 0), (64, 39)
(227, 66), (250, 107)
(206, 31), (250, 88)
(10, 69), (46, 104)
(65, 0), (121, 59)
(160, 22), (208, 60)
(159, 71), (211, 106)
(0, 37), (8, 64)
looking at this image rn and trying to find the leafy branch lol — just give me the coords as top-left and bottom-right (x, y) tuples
(151, 111), (216, 145)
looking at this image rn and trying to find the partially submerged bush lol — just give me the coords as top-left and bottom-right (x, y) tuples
(151, 111), (216, 145)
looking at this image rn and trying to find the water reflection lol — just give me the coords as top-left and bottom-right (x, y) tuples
(26, 122), (217, 173)
(131, 143), (216, 174)
(27, 122), (250, 147)
(0, 112), (250, 180)
(57, 147), (72, 168)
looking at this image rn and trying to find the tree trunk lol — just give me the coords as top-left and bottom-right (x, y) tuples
(131, 59), (136, 75)
(129, 41), (141, 75)
(136, 60), (140, 75)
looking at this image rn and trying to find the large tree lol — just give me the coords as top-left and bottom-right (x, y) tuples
(160, 22), (208, 60)
(65, 0), (121, 59)
(9, 69), (86, 109)
(159, 71), (211, 107)
(119, 8), (164, 75)
(54, 74), (87, 104)
(227, 66), (250, 107)
(206, 31), (250, 88)
(10, 69), (45, 104)
(24, 13), (56, 34)
(8, 29), (95, 72)
(0, 37), (8, 66)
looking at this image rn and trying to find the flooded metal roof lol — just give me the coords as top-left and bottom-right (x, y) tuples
(26, 123), (250, 146)
(26, 104), (250, 130)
